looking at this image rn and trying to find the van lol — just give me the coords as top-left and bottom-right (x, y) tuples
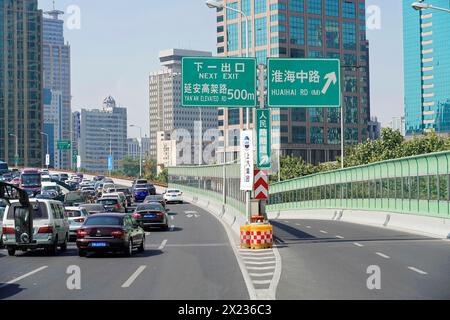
(1, 199), (69, 256)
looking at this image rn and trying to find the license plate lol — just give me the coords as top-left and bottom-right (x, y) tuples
(144, 214), (155, 218)
(90, 242), (107, 247)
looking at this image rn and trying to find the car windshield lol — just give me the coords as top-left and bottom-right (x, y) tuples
(97, 199), (118, 205)
(21, 174), (40, 186)
(136, 203), (164, 212)
(7, 202), (48, 220)
(84, 216), (122, 226)
(65, 210), (82, 218)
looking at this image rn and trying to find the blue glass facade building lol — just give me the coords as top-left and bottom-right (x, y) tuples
(403, 0), (450, 135)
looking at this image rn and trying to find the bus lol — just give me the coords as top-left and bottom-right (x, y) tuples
(20, 168), (42, 196)
(0, 161), (8, 175)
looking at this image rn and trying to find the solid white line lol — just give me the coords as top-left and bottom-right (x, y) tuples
(408, 266), (428, 275)
(252, 280), (272, 285)
(158, 239), (168, 250)
(353, 242), (364, 247)
(336, 235), (344, 239)
(249, 272), (274, 277)
(121, 266), (147, 288)
(0, 266), (48, 289)
(246, 266), (276, 270)
(244, 261), (276, 266)
(320, 230), (328, 234)
(242, 256), (275, 261)
(375, 252), (390, 259)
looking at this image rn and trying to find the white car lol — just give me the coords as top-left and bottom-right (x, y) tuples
(64, 206), (90, 241)
(2, 199), (69, 256)
(163, 189), (183, 204)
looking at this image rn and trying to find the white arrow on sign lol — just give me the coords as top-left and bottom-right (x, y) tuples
(321, 72), (337, 95)
(259, 155), (270, 166)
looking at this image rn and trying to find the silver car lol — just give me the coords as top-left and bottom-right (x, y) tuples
(65, 206), (90, 241)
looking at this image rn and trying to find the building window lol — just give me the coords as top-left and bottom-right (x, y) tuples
(343, 22), (356, 50)
(325, 0), (339, 16)
(227, 23), (239, 51)
(309, 108), (324, 122)
(292, 108), (306, 122)
(325, 20), (340, 49)
(342, 1), (356, 19)
(290, 48), (305, 57)
(255, 17), (267, 46)
(345, 128), (359, 144)
(308, 17), (322, 47)
(327, 108), (340, 123)
(290, 15), (305, 45)
(327, 128), (340, 145)
(307, 0), (322, 15)
(241, 21), (253, 49)
(241, 0), (251, 15)
(227, 2), (239, 20)
(256, 50), (268, 65)
(310, 127), (324, 144)
(255, 0), (267, 14)
(228, 108), (240, 125)
(289, 0), (304, 12)
(292, 126), (307, 144)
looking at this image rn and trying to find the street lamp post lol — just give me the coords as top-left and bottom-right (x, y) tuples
(40, 132), (49, 169)
(130, 125), (143, 178)
(9, 134), (18, 168)
(412, 1), (450, 13)
(101, 128), (113, 175)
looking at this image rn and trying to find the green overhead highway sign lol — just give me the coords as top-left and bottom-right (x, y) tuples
(256, 109), (271, 169)
(182, 57), (257, 107)
(57, 140), (71, 150)
(268, 58), (341, 108)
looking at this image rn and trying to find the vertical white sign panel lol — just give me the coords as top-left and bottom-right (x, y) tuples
(45, 154), (50, 166)
(77, 155), (81, 169)
(240, 130), (254, 191)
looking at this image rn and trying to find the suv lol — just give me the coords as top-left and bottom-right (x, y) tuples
(2, 199), (69, 256)
(64, 191), (88, 207)
(96, 197), (126, 213)
(101, 192), (127, 210)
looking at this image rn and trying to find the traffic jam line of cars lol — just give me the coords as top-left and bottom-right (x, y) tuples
(0, 172), (184, 258)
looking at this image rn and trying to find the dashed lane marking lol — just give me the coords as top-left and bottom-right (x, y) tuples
(306, 226), (312, 229)
(158, 239), (168, 250)
(0, 266), (48, 289)
(121, 266), (147, 288)
(320, 230), (328, 234)
(375, 252), (390, 259)
(353, 242), (364, 247)
(295, 223), (301, 226)
(336, 235), (344, 239)
(407, 267), (428, 275)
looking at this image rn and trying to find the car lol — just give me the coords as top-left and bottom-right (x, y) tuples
(101, 183), (115, 195)
(40, 169), (50, 175)
(59, 173), (69, 182)
(132, 179), (148, 187)
(0, 199), (6, 247)
(41, 174), (52, 182)
(81, 187), (96, 197)
(65, 207), (90, 241)
(2, 199), (69, 256)
(79, 204), (107, 215)
(116, 188), (132, 207)
(102, 178), (114, 184)
(101, 192), (127, 210)
(145, 184), (156, 195)
(144, 194), (166, 208)
(133, 186), (150, 203)
(96, 197), (126, 213)
(76, 213), (145, 257)
(64, 191), (89, 207)
(163, 189), (183, 204)
(133, 202), (169, 230)
(92, 175), (105, 182)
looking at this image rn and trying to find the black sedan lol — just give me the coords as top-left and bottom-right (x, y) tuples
(76, 213), (145, 257)
(133, 202), (169, 230)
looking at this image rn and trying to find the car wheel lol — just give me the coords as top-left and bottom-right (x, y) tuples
(78, 250), (86, 257)
(60, 235), (68, 252)
(124, 239), (133, 257)
(7, 249), (16, 256)
(138, 237), (145, 253)
(46, 237), (58, 256)
(179, 200), (183, 204)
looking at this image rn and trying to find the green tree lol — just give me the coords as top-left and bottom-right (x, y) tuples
(121, 156), (140, 177)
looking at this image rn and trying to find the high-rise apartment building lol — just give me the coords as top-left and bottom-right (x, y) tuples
(403, 0), (450, 135)
(0, 0), (43, 167)
(149, 49), (219, 164)
(387, 116), (405, 136)
(215, 0), (370, 165)
(127, 138), (140, 159)
(43, 88), (63, 168)
(72, 111), (81, 163)
(79, 96), (127, 172)
(42, 8), (71, 168)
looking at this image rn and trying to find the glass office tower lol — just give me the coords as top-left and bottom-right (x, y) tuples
(216, 0), (371, 165)
(403, 0), (450, 135)
(0, 0), (43, 167)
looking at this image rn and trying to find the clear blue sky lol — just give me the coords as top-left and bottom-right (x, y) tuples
(39, 0), (404, 138)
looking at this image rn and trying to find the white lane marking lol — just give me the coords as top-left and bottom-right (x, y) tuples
(158, 239), (168, 250)
(320, 230), (328, 234)
(244, 261), (276, 266)
(249, 272), (275, 277)
(353, 242), (364, 247)
(240, 251), (274, 257)
(242, 256), (275, 261)
(121, 266), (147, 288)
(306, 226), (311, 229)
(170, 225), (175, 231)
(0, 266), (48, 289)
(239, 248), (273, 252)
(283, 221), (290, 223)
(145, 232), (151, 236)
(375, 252), (390, 259)
(246, 266), (276, 270)
(295, 223), (301, 226)
(252, 280), (272, 285)
(170, 216), (174, 221)
(407, 266), (428, 275)
(336, 235), (344, 239)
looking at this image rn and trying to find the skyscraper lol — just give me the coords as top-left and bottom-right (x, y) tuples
(42, 7), (72, 168)
(215, 0), (371, 165)
(0, 0), (43, 167)
(79, 96), (127, 173)
(149, 49), (219, 165)
(403, 0), (450, 135)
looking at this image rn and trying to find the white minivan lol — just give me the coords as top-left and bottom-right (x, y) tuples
(2, 199), (69, 256)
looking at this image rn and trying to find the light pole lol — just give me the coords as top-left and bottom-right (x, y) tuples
(101, 128), (113, 175)
(40, 132), (49, 169)
(412, 1), (450, 13)
(130, 124), (143, 178)
(9, 134), (18, 168)
(206, 0), (253, 222)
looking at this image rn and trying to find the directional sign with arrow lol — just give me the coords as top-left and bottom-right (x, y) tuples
(267, 58), (341, 108)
